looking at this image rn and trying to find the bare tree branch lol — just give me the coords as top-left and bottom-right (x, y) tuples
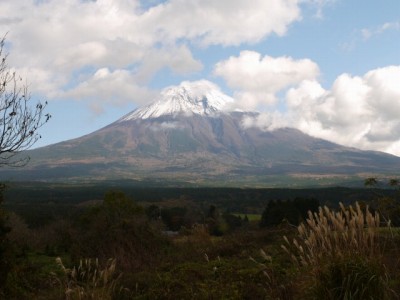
(0, 35), (50, 167)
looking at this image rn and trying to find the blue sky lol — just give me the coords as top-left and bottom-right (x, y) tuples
(0, 0), (399, 154)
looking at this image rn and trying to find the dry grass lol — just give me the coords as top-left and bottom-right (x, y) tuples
(55, 257), (124, 300)
(281, 202), (394, 299)
(251, 249), (296, 300)
(282, 202), (383, 266)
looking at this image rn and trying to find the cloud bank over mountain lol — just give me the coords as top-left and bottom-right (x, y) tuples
(221, 59), (400, 155)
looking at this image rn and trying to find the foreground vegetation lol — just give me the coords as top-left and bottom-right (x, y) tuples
(2, 185), (400, 299)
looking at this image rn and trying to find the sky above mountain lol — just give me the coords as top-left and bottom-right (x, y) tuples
(0, 0), (399, 155)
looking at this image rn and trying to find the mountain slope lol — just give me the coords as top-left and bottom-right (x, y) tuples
(1, 81), (400, 185)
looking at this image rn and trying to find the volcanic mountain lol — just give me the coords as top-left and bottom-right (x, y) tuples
(2, 80), (400, 186)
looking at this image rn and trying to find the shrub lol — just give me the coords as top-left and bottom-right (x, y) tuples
(71, 190), (169, 271)
(282, 202), (394, 299)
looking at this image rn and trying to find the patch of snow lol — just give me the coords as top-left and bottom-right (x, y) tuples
(119, 80), (234, 121)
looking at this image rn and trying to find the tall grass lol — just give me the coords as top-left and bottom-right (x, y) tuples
(251, 249), (296, 300)
(282, 202), (394, 299)
(55, 257), (124, 300)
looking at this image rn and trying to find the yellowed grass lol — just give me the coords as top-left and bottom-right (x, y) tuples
(55, 257), (123, 300)
(282, 202), (384, 266)
(279, 202), (394, 299)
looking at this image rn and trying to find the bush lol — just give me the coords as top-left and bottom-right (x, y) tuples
(71, 190), (169, 271)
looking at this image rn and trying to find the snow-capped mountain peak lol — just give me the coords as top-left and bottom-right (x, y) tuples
(119, 80), (234, 121)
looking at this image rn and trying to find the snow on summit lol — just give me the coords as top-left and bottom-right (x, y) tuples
(120, 80), (234, 121)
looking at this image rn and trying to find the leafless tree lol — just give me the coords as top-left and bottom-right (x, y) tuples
(0, 36), (50, 166)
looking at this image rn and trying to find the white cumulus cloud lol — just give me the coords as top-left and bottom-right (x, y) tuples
(142, 0), (302, 46)
(214, 51), (319, 110)
(62, 68), (157, 107)
(0, 0), (306, 113)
